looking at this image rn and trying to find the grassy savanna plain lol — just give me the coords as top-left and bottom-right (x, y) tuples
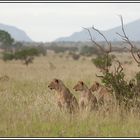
(0, 51), (140, 137)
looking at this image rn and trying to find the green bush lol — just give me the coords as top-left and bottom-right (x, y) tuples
(135, 71), (140, 85)
(2, 48), (41, 66)
(92, 53), (138, 106)
(36, 46), (47, 56)
(79, 45), (100, 56)
(2, 52), (14, 61)
(68, 52), (80, 60)
(0, 30), (14, 49)
(14, 48), (39, 60)
(91, 54), (115, 70)
(48, 46), (78, 53)
(102, 72), (133, 104)
(131, 72), (140, 99)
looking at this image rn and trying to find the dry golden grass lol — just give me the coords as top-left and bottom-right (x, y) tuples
(0, 52), (140, 137)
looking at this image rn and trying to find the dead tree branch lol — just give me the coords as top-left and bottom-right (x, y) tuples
(92, 26), (112, 53)
(116, 60), (123, 73)
(117, 15), (140, 65)
(83, 27), (105, 52)
(84, 26), (114, 73)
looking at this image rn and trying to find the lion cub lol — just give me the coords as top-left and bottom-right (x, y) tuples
(48, 78), (79, 113)
(73, 81), (98, 111)
(90, 81), (114, 106)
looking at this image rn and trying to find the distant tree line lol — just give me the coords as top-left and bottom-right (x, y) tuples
(0, 28), (139, 66)
(47, 45), (78, 53)
(0, 30), (47, 66)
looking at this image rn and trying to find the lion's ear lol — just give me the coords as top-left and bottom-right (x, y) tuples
(80, 81), (84, 85)
(54, 79), (59, 83)
(95, 81), (99, 87)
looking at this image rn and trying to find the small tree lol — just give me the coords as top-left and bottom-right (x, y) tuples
(92, 54), (115, 72)
(135, 72), (140, 85)
(117, 15), (140, 66)
(84, 23), (138, 107)
(0, 30), (14, 50)
(15, 48), (40, 66)
(79, 45), (100, 56)
(68, 52), (80, 60)
(36, 46), (47, 56)
(2, 52), (14, 61)
(101, 61), (133, 105)
(2, 48), (40, 66)
(84, 26), (112, 73)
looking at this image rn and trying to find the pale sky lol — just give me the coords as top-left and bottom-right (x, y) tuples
(0, 3), (140, 42)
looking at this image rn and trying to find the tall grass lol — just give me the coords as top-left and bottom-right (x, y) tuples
(0, 52), (139, 137)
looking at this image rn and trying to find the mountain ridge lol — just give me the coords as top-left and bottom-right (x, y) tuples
(55, 18), (140, 42)
(0, 23), (32, 42)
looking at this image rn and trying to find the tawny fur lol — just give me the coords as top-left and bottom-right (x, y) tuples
(48, 78), (79, 113)
(73, 81), (98, 111)
(90, 81), (114, 107)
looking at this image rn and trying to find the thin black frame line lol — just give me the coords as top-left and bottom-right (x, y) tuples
(0, 1), (139, 139)
(0, 1), (140, 3)
(0, 137), (140, 138)
(0, 0), (140, 2)
(1, 0), (140, 1)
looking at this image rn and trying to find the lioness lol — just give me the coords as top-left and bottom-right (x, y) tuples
(73, 81), (98, 111)
(48, 78), (79, 113)
(90, 81), (114, 107)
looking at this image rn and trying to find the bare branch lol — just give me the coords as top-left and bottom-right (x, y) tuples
(116, 32), (129, 43)
(137, 51), (140, 59)
(92, 26), (111, 47)
(92, 26), (112, 53)
(117, 15), (140, 64)
(122, 46), (131, 52)
(95, 74), (104, 79)
(116, 32), (125, 39)
(84, 25), (113, 73)
(83, 27), (105, 52)
(119, 15), (128, 40)
(114, 65), (117, 75)
(115, 60), (123, 73)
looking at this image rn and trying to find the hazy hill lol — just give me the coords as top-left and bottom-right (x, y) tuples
(55, 19), (140, 42)
(0, 23), (32, 42)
